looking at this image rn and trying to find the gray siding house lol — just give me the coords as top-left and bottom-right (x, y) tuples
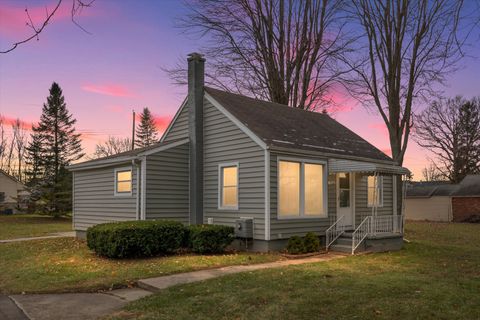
(69, 53), (409, 253)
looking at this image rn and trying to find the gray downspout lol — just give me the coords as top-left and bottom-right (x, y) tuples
(187, 52), (205, 225)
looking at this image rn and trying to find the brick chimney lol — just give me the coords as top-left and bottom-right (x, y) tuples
(188, 52), (205, 225)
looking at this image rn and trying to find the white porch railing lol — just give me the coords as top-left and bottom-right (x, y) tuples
(370, 214), (404, 235)
(325, 215), (345, 250)
(351, 216), (372, 254)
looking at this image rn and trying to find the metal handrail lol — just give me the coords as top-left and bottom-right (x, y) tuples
(351, 216), (371, 255)
(326, 215), (345, 250)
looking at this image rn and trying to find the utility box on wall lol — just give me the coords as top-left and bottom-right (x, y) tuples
(234, 218), (253, 239)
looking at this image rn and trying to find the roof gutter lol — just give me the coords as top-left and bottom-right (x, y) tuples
(268, 145), (402, 167)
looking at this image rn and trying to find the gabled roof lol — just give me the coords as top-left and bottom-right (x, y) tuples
(205, 87), (393, 163)
(68, 138), (189, 171)
(407, 175), (480, 198)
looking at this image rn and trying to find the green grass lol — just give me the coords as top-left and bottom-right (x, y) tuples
(0, 237), (282, 294)
(0, 214), (72, 240)
(111, 222), (480, 320)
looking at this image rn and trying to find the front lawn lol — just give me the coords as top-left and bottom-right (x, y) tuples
(0, 214), (72, 240)
(0, 237), (282, 294)
(112, 222), (480, 320)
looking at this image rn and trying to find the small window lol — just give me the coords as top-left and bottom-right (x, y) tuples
(367, 175), (383, 207)
(219, 164), (238, 209)
(115, 168), (132, 196)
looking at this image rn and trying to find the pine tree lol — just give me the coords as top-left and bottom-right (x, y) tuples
(135, 107), (158, 148)
(32, 82), (84, 216)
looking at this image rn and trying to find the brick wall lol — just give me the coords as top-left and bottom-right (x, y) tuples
(452, 197), (480, 222)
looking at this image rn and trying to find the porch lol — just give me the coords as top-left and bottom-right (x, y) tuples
(325, 159), (410, 254)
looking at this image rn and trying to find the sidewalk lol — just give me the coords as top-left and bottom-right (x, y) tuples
(0, 232), (75, 244)
(138, 253), (345, 291)
(5, 253), (344, 320)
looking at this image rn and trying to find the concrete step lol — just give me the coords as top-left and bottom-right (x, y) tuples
(335, 237), (353, 246)
(329, 244), (352, 253)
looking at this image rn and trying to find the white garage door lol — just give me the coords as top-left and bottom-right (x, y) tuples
(405, 197), (452, 222)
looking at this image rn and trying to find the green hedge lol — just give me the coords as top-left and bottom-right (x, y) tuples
(86, 220), (185, 258)
(286, 233), (320, 254)
(188, 224), (234, 254)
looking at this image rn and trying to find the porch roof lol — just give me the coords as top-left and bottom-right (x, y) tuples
(328, 159), (410, 175)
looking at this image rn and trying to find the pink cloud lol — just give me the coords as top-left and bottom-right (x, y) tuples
(0, 1), (97, 38)
(0, 115), (34, 130)
(368, 122), (389, 139)
(82, 84), (135, 98)
(105, 105), (125, 113)
(154, 115), (172, 133)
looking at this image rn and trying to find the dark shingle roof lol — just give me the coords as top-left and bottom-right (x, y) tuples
(205, 87), (393, 162)
(453, 175), (480, 196)
(406, 181), (457, 198)
(407, 175), (480, 198)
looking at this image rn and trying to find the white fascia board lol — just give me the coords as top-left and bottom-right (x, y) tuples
(205, 92), (267, 150)
(159, 97), (188, 143)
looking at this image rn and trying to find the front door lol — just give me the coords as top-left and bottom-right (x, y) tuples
(337, 172), (354, 229)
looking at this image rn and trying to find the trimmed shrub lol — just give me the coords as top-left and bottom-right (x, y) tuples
(86, 220), (186, 258)
(188, 224), (234, 254)
(304, 232), (320, 253)
(286, 236), (306, 254)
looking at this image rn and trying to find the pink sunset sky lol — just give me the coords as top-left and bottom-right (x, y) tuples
(1, 0), (479, 180)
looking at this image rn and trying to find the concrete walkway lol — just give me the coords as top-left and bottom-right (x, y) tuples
(0, 232), (75, 244)
(4, 253), (344, 320)
(138, 253), (345, 291)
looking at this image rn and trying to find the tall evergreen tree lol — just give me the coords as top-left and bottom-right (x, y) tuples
(135, 107), (158, 148)
(29, 82), (84, 216)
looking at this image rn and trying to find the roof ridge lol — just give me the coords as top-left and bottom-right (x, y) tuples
(204, 86), (331, 117)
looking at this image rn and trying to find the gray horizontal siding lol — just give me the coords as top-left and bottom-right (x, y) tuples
(73, 165), (138, 231)
(162, 104), (188, 142)
(355, 173), (394, 225)
(203, 98), (266, 239)
(145, 143), (189, 223)
(270, 152), (336, 239)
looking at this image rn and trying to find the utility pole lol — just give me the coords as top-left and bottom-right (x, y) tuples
(131, 109), (135, 150)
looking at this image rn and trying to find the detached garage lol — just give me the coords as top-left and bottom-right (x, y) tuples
(405, 175), (480, 222)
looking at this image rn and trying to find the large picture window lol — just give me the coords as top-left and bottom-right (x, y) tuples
(219, 163), (239, 209)
(278, 160), (327, 218)
(114, 168), (132, 196)
(367, 175), (383, 207)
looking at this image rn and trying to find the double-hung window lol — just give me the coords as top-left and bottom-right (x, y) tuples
(114, 168), (132, 196)
(219, 163), (239, 209)
(367, 175), (383, 207)
(278, 159), (327, 218)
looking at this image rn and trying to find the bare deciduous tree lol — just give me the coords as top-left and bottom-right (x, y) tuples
(12, 119), (29, 182)
(169, 0), (351, 111)
(1, 0), (95, 54)
(91, 136), (132, 159)
(414, 97), (480, 183)
(421, 162), (444, 182)
(342, 0), (478, 165)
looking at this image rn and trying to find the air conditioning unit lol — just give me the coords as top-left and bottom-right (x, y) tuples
(234, 218), (253, 239)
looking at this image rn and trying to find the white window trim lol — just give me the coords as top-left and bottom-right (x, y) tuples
(367, 175), (384, 208)
(114, 166), (133, 197)
(277, 157), (328, 219)
(218, 162), (239, 210)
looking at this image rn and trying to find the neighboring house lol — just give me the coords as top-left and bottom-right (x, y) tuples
(405, 175), (480, 222)
(68, 53), (409, 253)
(0, 169), (27, 213)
